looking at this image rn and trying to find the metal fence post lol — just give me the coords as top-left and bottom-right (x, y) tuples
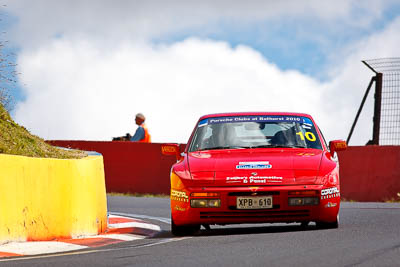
(372, 73), (383, 145)
(351, 58), (400, 146)
(347, 77), (375, 144)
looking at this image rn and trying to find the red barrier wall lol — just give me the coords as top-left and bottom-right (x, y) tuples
(338, 146), (400, 202)
(48, 141), (183, 195)
(49, 141), (400, 201)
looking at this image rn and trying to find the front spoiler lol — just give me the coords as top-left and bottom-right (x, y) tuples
(171, 184), (340, 226)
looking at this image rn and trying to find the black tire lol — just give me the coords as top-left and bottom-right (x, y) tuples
(316, 216), (339, 229)
(171, 217), (200, 236)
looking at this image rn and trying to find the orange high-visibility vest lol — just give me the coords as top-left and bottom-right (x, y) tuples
(139, 123), (151, 143)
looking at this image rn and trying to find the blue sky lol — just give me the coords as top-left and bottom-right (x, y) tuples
(1, 1), (400, 144)
(154, 4), (400, 77)
(0, 10), (21, 101)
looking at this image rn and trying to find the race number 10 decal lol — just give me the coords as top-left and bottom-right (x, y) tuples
(296, 132), (316, 142)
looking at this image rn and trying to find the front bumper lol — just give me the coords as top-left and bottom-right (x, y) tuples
(171, 185), (340, 226)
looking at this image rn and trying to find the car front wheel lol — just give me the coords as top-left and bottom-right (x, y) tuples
(316, 215), (339, 229)
(171, 217), (200, 236)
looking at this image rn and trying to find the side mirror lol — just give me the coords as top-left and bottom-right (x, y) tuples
(161, 143), (182, 161)
(329, 140), (347, 156)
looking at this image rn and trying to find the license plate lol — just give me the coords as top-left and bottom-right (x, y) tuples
(236, 196), (273, 209)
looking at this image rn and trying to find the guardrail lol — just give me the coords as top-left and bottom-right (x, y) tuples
(47, 141), (182, 195)
(48, 141), (400, 202)
(338, 145), (400, 202)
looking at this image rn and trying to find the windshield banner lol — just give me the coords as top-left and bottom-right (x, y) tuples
(201, 116), (312, 125)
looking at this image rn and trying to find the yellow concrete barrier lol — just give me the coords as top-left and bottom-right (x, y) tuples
(0, 154), (107, 243)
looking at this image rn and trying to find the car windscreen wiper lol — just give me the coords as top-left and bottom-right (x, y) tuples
(198, 146), (247, 151)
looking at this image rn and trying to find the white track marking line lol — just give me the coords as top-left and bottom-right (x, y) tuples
(108, 221), (161, 231)
(109, 212), (171, 224)
(0, 241), (87, 256)
(72, 234), (144, 241)
(100, 234), (144, 241)
(0, 237), (191, 262)
(108, 213), (162, 231)
(134, 237), (191, 248)
(0, 250), (98, 262)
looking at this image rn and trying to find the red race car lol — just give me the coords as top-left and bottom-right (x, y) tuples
(162, 112), (347, 236)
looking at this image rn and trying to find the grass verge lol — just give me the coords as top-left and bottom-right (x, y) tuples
(0, 103), (86, 159)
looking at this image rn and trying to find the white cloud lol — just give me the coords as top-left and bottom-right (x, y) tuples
(5, 0), (394, 47)
(15, 38), (326, 142)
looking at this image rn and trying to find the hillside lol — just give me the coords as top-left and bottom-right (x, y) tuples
(0, 103), (86, 159)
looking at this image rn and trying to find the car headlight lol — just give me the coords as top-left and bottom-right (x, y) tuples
(191, 199), (221, 208)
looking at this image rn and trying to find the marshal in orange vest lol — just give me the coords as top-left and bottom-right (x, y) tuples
(139, 123), (151, 143)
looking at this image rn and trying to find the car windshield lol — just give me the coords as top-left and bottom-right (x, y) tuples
(188, 115), (322, 152)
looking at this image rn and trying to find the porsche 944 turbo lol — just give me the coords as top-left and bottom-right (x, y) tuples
(162, 112), (347, 236)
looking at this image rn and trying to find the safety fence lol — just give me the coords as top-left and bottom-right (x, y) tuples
(366, 58), (400, 145)
(48, 141), (400, 202)
(353, 58), (400, 145)
(380, 71), (400, 145)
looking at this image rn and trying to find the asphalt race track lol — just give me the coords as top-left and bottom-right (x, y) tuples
(2, 196), (400, 267)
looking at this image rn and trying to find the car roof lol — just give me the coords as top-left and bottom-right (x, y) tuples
(199, 112), (314, 120)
